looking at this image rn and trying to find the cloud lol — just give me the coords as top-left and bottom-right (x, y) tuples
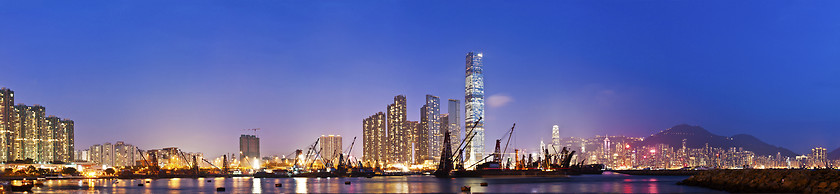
(487, 94), (514, 108)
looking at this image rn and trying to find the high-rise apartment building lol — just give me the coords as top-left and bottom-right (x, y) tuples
(76, 149), (89, 162)
(440, 113), (449, 155)
(319, 135), (343, 162)
(387, 95), (410, 164)
(89, 144), (102, 164)
(465, 52), (485, 168)
(14, 104), (45, 161)
(407, 120), (426, 164)
(0, 88), (15, 161)
(447, 99), (461, 157)
(362, 112), (387, 164)
(114, 141), (136, 167)
(88, 141), (136, 167)
(811, 147), (827, 167)
(239, 134), (260, 164)
(43, 116), (60, 162)
(423, 95), (441, 162)
(1, 88), (74, 163)
(102, 142), (114, 166)
(552, 125), (560, 151)
(60, 119), (74, 162)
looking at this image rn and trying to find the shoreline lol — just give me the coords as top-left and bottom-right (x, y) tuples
(677, 169), (840, 193)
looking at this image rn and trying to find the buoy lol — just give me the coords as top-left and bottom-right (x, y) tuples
(480, 182), (488, 186)
(216, 187), (225, 191)
(345, 181), (351, 185)
(275, 183), (282, 187)
(138, 183), (144, 186)
(461, 186), (471, 192)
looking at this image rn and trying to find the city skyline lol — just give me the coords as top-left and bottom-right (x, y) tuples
(2, 1), (839, 159)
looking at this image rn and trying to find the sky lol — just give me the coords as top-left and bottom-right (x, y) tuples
(1, 1), (839, 158)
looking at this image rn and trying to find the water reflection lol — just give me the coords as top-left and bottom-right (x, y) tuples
(294, 177), (307, 193)
(31, 174), (722, 193)
(253, 178), (262, 193)
(168, 178), (181, 190)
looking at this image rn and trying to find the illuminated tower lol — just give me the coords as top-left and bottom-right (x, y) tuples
(551, 125), (560, 151)
(407, 120), (425, 164)
(363, 112), (387, 164)
(319, 135), (342, 162)
(465, 52), (485, 168)
(603, 137), (611, 156)
(423, 95), (441, 161)
(447, 99), (461, 157)
(0, 88), (14, 161)
(14, 104), (45, 161)
(387, 95), (409, 164)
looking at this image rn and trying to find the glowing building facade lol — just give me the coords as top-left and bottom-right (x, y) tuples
(14, 104), (45, 161)
(319, 135), (342, 162)
(423, 95), (441, 161)
(362, 112), (387, 164)
(387, 95), (410, 164)
(407, 120), (425, 164)
(447, 99), (461, 157)
(0, 88), (14, 161)
(465, 52), (485, 168)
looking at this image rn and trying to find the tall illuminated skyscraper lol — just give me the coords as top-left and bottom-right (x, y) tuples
(387, 95), (410, 164)
(423, 95), (441, 161)
(552, 125), (560, 151)
(60, 119), (75, 162)
(14, 104), (45, 161)
(0, 88), (14, 161)
(464, 52), (485, 168)
(447, 99), (460, 157)
(407, 120), (425, 164)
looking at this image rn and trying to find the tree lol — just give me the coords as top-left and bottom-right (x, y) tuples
(104, 168), (116, 175)
(62, 167), (78, 175)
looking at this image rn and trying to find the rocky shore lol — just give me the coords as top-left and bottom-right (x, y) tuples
(677, 169), (840, 193)
(611, 170), (702, 176)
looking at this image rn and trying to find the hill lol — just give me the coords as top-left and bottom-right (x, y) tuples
(829, 147), (840, 160)
(638, 124), (798, 157)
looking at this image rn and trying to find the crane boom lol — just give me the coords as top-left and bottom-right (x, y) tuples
(345, 137), (357, 165)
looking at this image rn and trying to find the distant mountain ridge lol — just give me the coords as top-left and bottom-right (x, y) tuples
(637, 124), (798, 157)
(829, 148), (840, 160)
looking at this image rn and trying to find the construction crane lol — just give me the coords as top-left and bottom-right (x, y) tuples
(345, 137), (357, 167)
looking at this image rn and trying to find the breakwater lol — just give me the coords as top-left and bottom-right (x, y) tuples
(677, 169), (840, 193)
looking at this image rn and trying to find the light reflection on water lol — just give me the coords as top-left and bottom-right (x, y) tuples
(26, 173), (724, 193)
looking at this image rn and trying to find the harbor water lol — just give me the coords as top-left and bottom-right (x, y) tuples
(27, 172), (723, 193)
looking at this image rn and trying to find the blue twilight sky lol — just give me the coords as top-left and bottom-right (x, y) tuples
(1, 1), (839, 158)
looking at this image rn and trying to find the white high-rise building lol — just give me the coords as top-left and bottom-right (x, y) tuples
(464, 52), (485, 168)
(551, 125), (560, 151)
(320, 135), (343, 163)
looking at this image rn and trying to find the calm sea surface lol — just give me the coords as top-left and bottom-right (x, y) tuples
(28, 172), (723, 193)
